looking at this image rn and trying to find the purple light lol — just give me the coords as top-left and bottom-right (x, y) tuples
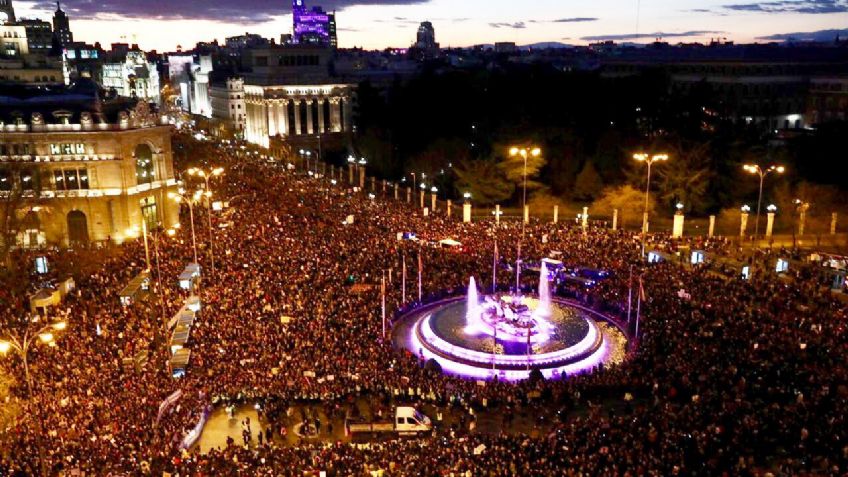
(419, 314), (599, 367)
(402, 296), (619, 382)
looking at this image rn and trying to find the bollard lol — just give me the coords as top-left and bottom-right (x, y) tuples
(672, 211), (685, 239)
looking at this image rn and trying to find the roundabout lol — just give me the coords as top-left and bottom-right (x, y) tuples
(393, 265), (628, 381)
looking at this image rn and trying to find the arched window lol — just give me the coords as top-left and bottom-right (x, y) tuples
(135, 144), (155, 185)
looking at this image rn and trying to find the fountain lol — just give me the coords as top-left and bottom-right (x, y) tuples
(463, 263), (555, 344)
(393, 259), (625, 380)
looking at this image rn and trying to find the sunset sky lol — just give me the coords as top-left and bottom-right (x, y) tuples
(14, 0), (848, 51)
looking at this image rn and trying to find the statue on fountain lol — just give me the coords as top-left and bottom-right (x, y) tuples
(464, 263), (556, 346)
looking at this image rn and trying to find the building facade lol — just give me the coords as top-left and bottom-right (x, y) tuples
(101, 49), (161, 104)
(806, 77), (848, 125)
(0, 98), (179, 247)
(243, 83), (353, 148)
(209, 77), (245, 132)
(19, 19), (52, 53)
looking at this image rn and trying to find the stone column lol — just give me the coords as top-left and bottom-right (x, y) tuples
(343, 97), (353, 132)
(831, 213), (838, 235)
(359, 167), (366, 190)
(740, 212), (749, 237)
(431, 192), (437, 212)
(306, 99), (314, 135)
(382, 180), (386, 194)
(279, 100), (289, 136)
(394, 183), (399, 200)
(495, 204), (501, 224)
(523, 205), (530, 224)
(268, 101), (279, 137)
(463, 202), (472, 223)
(406, 187), (411, 203)
(317, 99), (325, 134)
(330, 98), (342, 132)
(447, 200), (452, 218)
(553, 205), (559, 224)
(348, 164), (354, 185)
(370, 176), (375, 192)
(612, 209), (619, 231)
(672, 211), (684, 239)
(708, 215), (716, 238)
(293, 99), (302, 136)
(419, 190), (425, 209)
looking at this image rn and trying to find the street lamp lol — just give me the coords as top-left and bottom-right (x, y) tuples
(508, 146), (542, 291)
(0, 318), (67, 477)
(633, 152), (669, 257)
(187, 167), (225, 276)
(168, 187), (204, 265)
(743, 164), (785, 239)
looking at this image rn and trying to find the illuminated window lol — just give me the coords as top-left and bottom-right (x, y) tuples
(54, 170), (65, 190)
(135, 144), (155, 185)
(0, 169), (10, 191)
(50, 144), (61, 155)
(78, 169), (89, 189)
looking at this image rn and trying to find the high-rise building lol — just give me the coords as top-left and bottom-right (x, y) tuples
(292, 0), (335, 47)
(415, 21), (437, 50)
(0, 0), (15, 24)
(328, 12), (337, 48)
(19, 19), (53, 53)
(52, 2), (73, 48)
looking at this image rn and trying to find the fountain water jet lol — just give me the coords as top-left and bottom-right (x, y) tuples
(535, 262), (552, 319)
(464, 276), (481, 334)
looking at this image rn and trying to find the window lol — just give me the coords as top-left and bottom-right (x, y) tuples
(135, 144), (155, 185)
(20, 169), (35, 191)
(53, 170), (65, 190)
(0, 170), (10, 191)
(55, 169), (89, 191)
(78, 169), (89, 189)
(64, 170), (78, 189)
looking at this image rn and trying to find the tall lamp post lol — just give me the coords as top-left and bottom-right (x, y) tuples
(168, 187), (203, 265)
(743, 164), (785, 239)
(0, 319), (67, 477)
(633, 152), (669, 257)
(187, 167), (225, 276)
(508, 146), (541, 292)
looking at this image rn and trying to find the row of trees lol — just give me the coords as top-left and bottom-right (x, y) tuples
(352, 64), (848, 219)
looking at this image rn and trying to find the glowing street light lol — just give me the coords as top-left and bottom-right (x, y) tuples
(633, 152), (669, 257)
(169, 188), (204, 264)
(0, 318), (67, 477)
(508, 145), (542, 291)
(743, 164), (785, 238)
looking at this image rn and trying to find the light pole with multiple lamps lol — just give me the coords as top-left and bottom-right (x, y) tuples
(742, 164), (785, 239)
(508, 146), (541, 292)
(633, 152), (669, 257)
(186, 167), (225, 276)
(168, 187), (204, 265)
(0, 318), (67, 477)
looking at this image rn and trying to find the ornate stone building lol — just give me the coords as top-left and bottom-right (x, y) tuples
(0, 86), (180, 247)
(243, 83), (353, 148)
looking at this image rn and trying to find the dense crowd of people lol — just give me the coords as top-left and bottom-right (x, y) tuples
(0, 132), (846, 476)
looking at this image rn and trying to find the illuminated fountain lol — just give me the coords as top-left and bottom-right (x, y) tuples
(463, 263), (555, 344)
(393, 262), (627, 381)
